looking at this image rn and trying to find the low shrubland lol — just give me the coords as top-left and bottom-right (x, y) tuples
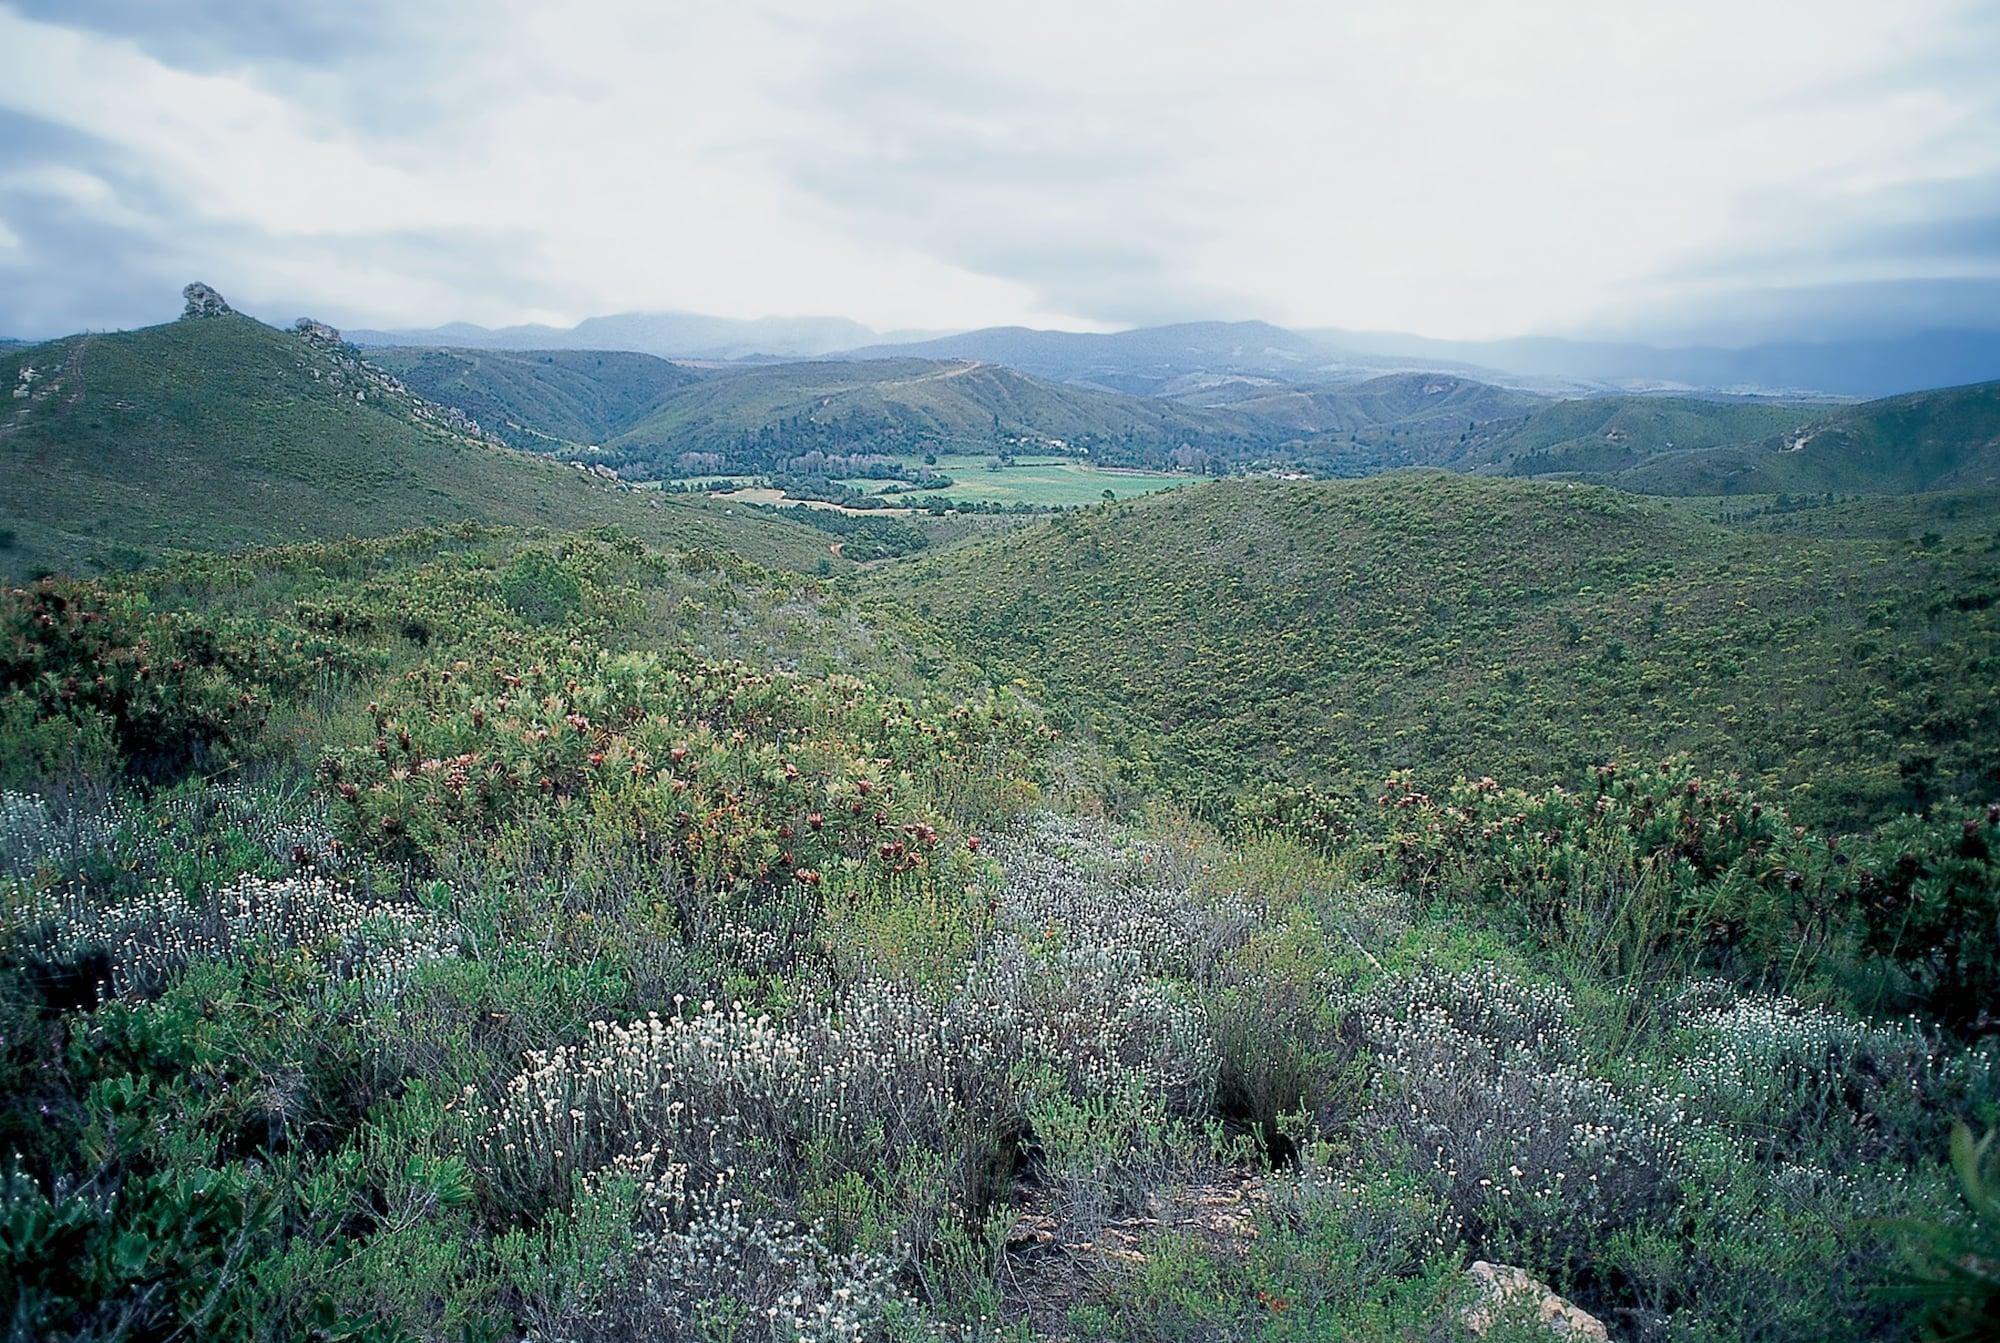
(1, 526), (1994, 1341)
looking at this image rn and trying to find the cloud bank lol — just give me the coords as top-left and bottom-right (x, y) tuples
(2, 0), (1997, 342)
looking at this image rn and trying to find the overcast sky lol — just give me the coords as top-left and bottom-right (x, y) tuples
(2, 0), (1997, 343)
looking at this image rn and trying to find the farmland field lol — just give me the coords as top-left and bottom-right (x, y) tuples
(855, 454), (1195, 506)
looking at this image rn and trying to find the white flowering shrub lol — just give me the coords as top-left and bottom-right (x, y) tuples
(503, 1167), (901, 1343)
(0, 788), (120, 877)
(1351, 965), (1709, 1272)
(474, 983), (975, 1213)
(989, 814), (1258, 984)
(957, 939), (1217, 1117)
(43, 872), (457, 1000)
(1, 783), (344, 888)
(1670, 991), (1976, 1164)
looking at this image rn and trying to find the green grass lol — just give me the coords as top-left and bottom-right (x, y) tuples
(0, 316), (839, 577)
(892, 459), (1194, 507)
(877, 472), (2000, 828)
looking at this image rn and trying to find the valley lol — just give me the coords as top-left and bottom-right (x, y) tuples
(3, 285), (1997, 1343)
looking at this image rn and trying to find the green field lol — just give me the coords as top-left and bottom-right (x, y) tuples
(864, 454), (1195, 506)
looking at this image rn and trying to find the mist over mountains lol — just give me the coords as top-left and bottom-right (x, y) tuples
(348, 311), (2000, 400)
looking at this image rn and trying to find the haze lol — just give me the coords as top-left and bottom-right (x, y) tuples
(2, 0), (1997, 344)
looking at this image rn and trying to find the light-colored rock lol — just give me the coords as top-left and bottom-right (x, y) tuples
(293, 318), (343, 346)
(181, 282), (233, 319)
(1460, 1262), (1611, 1341)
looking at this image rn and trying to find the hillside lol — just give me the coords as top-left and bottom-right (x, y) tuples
(0, 311), (838, 576)
(879, 473), (2000, 828)
(1615, 380), (2000, 495)
(1182, 370), (1543, 435)
(363, 346), (700, 450)
(1460, 395), (1823, 479)
(606, 356), (1274, 475)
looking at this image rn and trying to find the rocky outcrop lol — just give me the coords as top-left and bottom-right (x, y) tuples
(293, 318), (343, 347)
(181, 283), (234, 320)
(283, 316), (506, 448)
(1460, 1262), (1612, 1341)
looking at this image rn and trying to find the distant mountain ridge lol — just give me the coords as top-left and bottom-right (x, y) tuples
(349, 312), (945, 361)
(849, 320), (2000, 400)
(1305, 326), (2000, 401)
(174, 288), (2000, 399)
(601, 357), (1272, 475)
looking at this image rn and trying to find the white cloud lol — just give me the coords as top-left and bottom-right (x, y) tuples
(0, 0), (1995, 339)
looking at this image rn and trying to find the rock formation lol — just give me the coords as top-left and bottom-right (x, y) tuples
(293, 318), (343, 347)
(1460, 1262), (1612, 1341)
(181, 283), (234, 320)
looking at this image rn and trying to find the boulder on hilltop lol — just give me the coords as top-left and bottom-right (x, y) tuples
(181, 282), (234, 319)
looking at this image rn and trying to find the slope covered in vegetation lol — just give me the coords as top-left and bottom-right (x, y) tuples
(1459, 395), (1820, 479)
(364, 346), (701, 451)
(0, 316), (837, 575)
(606, 357), (1271, 475)
(1615, 380), (2000, 496)
(1, 521), (1994, 1343)
(880, 473), (2000, 829)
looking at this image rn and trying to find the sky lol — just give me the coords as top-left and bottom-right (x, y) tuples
(2, 0), (1998, 344)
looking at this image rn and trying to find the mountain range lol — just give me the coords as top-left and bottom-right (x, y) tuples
(349, 312), (942, 361)
(8, 295), (2000, 588)
(346, 309), (2000, 400)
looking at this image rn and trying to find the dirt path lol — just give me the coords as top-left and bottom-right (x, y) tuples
(884, 360), (984, 389)
(2, 334), (93, 440)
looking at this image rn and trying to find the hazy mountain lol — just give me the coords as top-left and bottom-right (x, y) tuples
(1307, 326), (2000, 400)
(349, 305), (2000, 400)
(834, 320), (1341, 394)
(349, 312), (945, 361)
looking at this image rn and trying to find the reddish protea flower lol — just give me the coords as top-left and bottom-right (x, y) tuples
(807, 812), (824, 830)
(966, 835), (982, 853)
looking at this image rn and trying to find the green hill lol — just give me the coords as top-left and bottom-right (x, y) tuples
(1458, 395), (1822, 479)
(1197, 371), (1543, 436)
(606, 357), (1272, 475)
(0, 313), (837, 576)
(878, 473), (2000, 827)
(1614, 380), (2000, 495)
(363, 346), (700, 451)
